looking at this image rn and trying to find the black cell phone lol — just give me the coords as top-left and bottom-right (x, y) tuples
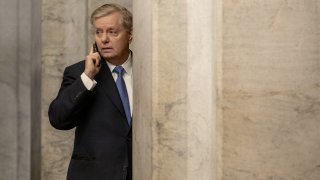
(93, 42), (99, 53)
(93, 42), (101, 67)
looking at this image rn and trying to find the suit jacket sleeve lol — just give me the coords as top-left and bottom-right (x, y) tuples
(48, 64), (90, 130)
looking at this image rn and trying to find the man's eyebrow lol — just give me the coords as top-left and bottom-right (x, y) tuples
(94, 27), (118, 30)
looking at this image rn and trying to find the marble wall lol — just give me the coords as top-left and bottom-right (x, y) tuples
(0, 0), (32, 179)
(41, 0), (87, 179)
(222, 0), (320, 179)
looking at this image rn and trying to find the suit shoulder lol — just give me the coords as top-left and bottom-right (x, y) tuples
(64, 60), (85, 75)
(65, 60), (85, 70)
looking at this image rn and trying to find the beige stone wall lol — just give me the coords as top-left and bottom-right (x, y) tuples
(0, 0), (32, 179)
(222, 0), (320, 179)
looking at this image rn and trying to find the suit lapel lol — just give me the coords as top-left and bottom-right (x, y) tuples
(95, 59), (127, 121)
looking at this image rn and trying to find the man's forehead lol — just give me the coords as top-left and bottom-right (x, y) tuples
(95, 12), (122, 23)
(94, 19), (123, 29)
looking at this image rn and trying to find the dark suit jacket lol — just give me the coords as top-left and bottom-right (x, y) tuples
(48, 59), (132, 180)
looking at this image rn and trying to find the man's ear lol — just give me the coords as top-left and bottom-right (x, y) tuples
(128, 30), (133, 43)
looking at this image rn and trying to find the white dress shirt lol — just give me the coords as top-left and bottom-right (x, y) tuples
(81, 54), (133, 116)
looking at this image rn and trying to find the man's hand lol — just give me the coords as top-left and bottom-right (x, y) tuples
(84, 46), (101, 80)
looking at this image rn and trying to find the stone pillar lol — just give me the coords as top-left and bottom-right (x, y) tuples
(31, 0), (42, 179)
(132, 0), (219, 179)
(0, 1), (19, 179)
(41, 0), (87, 179)
(0, 0), (32, 179)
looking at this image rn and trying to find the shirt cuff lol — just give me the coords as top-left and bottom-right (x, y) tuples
(80, 72), (97, 91)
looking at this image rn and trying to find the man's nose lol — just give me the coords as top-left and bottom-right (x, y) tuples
(101, 33), (109, 43)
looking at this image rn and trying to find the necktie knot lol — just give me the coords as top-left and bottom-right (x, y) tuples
(113, 66), (125, 76)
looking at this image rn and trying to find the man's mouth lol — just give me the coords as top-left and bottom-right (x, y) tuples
(101, 47), (113, 52)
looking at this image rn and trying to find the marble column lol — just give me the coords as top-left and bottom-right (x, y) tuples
(132, 0), (219, 179)
(41, 0), (87, 179)
(0, 0), (32, 179)
(0, 1), (19, 179)
(31, 0), (42, 179)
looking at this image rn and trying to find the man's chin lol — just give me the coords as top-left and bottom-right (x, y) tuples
(101, 53), (115, 60)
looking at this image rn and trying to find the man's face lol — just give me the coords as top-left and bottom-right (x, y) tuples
(94, 12), (132, 63)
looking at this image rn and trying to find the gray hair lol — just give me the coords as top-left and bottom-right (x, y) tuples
(90, 3), (132, 32)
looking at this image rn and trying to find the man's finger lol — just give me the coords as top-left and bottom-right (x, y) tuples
(95, 55), (101, 67)
(89, 46), (94, 54)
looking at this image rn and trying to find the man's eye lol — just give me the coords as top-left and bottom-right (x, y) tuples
(109, 31), (118, 36)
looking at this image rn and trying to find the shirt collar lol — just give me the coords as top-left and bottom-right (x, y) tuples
(106, 52), (132, 76)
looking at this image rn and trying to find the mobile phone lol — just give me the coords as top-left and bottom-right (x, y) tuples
(93, 42), (98, 53)
(93, 42), (101, 67)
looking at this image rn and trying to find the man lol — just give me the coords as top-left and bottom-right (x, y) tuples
(48, 4), (133, 180)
